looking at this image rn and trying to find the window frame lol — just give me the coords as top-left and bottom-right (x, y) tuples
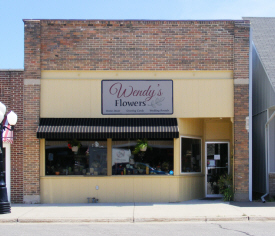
(180, 135), (202, 174)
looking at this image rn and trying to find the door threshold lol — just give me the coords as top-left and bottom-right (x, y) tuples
(200, 197), (223, 200)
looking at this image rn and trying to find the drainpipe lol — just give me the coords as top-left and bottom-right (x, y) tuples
(262, 111), (275, 203)
(248, 27), (253, 202)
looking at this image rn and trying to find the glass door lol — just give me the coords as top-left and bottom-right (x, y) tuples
(205, 142), (229, 197)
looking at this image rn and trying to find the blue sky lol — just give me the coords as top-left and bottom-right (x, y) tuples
(1, 0), (275, 69)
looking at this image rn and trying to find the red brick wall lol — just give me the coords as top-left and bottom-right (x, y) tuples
(40, 20), (235, 71)
(24, 20), (41, 80)
(234, 85), (249, 200)
(233, 21), (250, 201)
(23, 19), (250, 202)
(23, 21), (41, 203)
(0, 70), (24, 203)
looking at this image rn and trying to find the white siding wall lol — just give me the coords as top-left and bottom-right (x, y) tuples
(252, 46), (275, 115)
(252, 45), (275, 194)
(269, 114), (275, 173)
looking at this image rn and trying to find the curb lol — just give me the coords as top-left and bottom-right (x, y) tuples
(0, 219), (18, 223)
(248, 216), (275, 221)
(135, 216), (249, 223)
(1, 216), (275, 223)
(0, 218), (134, 223)
(135, 217), (206, 222)
(206, 216), (248, 222)
(17, 218), (133, 223)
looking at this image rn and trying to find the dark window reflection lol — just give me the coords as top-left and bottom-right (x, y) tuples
(45, 141), (107, 176)
(112, 140), (174, 175)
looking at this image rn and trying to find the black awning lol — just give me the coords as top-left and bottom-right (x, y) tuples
(37, 118), (179, 140)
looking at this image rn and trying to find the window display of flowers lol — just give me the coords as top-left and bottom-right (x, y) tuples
(67, 139), (82, 149)
(68, 139), (82, 153)
(132, 139), (152, 154)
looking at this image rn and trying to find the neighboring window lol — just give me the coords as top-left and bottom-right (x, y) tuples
(181, 137), (201, 173)
(45, 140), (107, 176)
(112, 139), (174, 175)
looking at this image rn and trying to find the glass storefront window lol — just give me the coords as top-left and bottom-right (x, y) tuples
(45, 140), (107, 176)
(112, 140), (174, 175)
(181, 137), (201, 173)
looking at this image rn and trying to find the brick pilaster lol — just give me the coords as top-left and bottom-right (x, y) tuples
(23, 20), (41, 203)
(233, 21), (250, 201)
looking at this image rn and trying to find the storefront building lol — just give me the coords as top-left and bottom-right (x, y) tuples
(21, 19), (250, 204)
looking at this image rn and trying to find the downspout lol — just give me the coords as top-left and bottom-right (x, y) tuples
(249, 26), (253, 202)
(262, 111), (275, 203)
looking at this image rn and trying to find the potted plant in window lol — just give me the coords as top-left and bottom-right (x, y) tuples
(68, 139), (82, 154)
(132, 139), (152, 154)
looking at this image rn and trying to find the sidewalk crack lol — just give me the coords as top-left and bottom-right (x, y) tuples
(13, 206), (37, 222)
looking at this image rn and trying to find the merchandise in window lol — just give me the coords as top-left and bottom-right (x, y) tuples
(45, 140), (107, 176)
(181, 137), (201, 173)
(112, 139), (174, 175)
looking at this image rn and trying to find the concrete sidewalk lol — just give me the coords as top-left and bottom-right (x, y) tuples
(0, 199), (275, 223)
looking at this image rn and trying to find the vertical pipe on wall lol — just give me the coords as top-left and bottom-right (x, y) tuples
(262, 110), (275, 203)
(231, 117), (235, 194)
(249, 27), (253, 202)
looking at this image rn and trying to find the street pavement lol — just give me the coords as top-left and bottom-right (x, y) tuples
(0, 199), (275, 223)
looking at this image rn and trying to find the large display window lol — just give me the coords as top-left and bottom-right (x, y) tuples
(45, 139), (174, 176)
(181, 136), (202, 173)
(45, 140), (107, 176)
(112, 139), (174, 175)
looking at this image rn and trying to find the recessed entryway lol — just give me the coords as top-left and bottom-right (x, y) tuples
(205, 142), (229, 197)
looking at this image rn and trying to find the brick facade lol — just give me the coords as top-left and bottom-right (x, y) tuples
(19, 19), (251, 203)
(39, 20), (236, 71)
(234, 85), (249, 200)
(233, 22), (250, 201)
(23, 20), (41, 203)
(0, 70), (24, 203)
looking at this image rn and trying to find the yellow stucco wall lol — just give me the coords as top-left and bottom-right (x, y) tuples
(39, 71), (233, 203)
(204, 119), (232, 141)
(40, 176), (205, 203)
(40, 70), (233, 118)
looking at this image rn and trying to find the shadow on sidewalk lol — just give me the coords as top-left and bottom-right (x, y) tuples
(11, 198), (231, 208)
(230, 201), (275, 208)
